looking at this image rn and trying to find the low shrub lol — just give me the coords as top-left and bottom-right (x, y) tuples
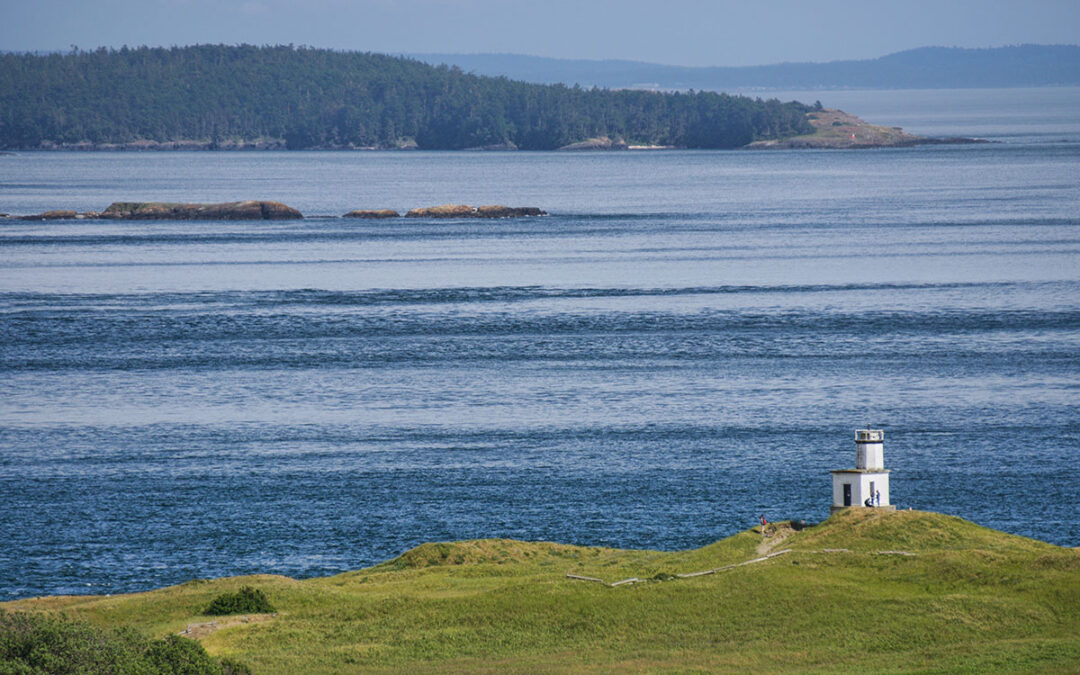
(0, 609), (249, 674)
(204, 587), (274, 616)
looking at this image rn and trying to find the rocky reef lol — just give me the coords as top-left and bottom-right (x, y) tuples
(404, 205), (547, 218)
(100, 201), (302, 220)
(16, 210), (85, 221)
(3, 202), (551, 221)
(343, 209), (400, 219)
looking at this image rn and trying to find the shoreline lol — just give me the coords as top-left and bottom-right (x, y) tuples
(1, 138), (984, 152)
(2, 112), (985, 153)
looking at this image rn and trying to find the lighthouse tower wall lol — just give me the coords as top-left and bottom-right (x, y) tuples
(855, 429), (884, 470)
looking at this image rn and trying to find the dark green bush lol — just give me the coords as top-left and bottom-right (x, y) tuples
(0, 609), (248, 674)
(218, 657), (253, 675)
(145, 634), (224, 674)
(204, 587), (274, 616)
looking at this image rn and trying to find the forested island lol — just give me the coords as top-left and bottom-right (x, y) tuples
(0, 45), (814, 151)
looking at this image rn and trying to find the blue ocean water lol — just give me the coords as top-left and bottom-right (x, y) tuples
(1, 89), (1079, 598)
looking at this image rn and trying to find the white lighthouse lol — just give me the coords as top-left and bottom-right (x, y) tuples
(831, 428), (894, 513)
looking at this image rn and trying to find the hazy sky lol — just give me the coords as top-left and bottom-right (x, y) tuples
(2, 0), (1078, 66)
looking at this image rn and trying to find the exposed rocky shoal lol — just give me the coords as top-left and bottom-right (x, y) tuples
(101, 201), (303, 220)
(404, 204), (547, 218)
(343, 209), (400, 219)
(4, 202), (547, 221)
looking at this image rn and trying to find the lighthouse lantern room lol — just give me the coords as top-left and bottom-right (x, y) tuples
(831, 428), (895, 513)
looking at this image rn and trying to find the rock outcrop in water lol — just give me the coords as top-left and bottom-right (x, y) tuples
(17, 210), (82, 220)
(557, 137), (629, 151)
(100, 201), (303, 220)
(4, 202), (551, 221)
(343, 209), (400, 219)
(404, 204), (547, 218)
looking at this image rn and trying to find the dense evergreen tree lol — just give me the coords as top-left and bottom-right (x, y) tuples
(0, 45), (813, 150)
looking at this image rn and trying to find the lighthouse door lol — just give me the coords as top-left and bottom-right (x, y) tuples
(843, 483), (852, 507)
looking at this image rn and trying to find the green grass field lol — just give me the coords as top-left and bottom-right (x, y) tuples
(5, 509), (1079, 673)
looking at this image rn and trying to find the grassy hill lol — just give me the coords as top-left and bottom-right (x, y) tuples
(4, 509), (1079, 673)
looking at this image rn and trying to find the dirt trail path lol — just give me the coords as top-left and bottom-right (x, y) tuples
(180, 613), (274, 639)
(757, 524), (796, 556)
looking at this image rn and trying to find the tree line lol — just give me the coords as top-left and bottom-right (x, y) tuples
(0, 45), (813, 150)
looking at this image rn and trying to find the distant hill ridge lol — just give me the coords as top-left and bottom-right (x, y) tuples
(410, 44), (1080, 91)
